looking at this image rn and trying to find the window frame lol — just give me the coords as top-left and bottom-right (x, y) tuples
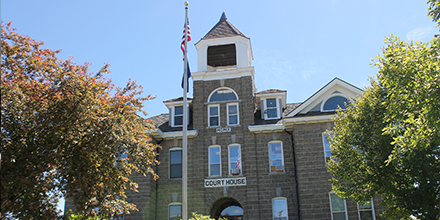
(227, 102), (239, 126)
(357, 199), (376, 220)
(168, 202), (182, 220)
(268, 141), (285, 173)
(261, 97), (282, 120)
(169, 148), (182, 179)
(272, 197), (288, 220)
(322, 132), (334, 165)
(208, 145), (222, 177)
(208, 104), (220, 127)
(321, 94), (349, 112)
(169, 105), (190, 127)
(329, 192), (348, 220)
(228, 144), (242, 176)
(207, 87), (239, 103)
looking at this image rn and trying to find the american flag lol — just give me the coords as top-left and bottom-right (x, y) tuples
(181, 19), (191, 58)
(236, 153), (241, 169)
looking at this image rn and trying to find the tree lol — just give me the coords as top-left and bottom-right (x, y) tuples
(1, 22), (160, 219)
(328, 32), (440, 219)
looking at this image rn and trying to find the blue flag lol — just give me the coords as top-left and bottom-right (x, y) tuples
(181, 61), (191, 93)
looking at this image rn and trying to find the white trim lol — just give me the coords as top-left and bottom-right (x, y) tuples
(208, 145), (222, 177)
(268, 141), (284, 173)
(164, 100), (193, 109)
(228, 144), (242, 176)
(357, 198), (376, 220)
(272, 197), (289, 220)
(191, 67), (255, 81)
(208, 104), (220, 127)
(169, 148), (182, 179)
(329, 192), (348, 220)
(248, 124), (285, 133)
(284, 115), (334, 124)
(168, 202), (182, 220)
(321, 94), (350, 112)
(227, 102), (240, 126)
(286, 78), (363, 118)
(162, 130), (198, 140)
(172, 106), (184, 127)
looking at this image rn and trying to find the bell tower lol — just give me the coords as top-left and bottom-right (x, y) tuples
(194, 12), (253, 73)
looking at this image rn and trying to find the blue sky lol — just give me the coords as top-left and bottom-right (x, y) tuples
(1, 0), (438, 214)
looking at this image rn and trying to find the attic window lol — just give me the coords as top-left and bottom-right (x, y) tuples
(322, 95), (349, 111)
(208, 88), (238, 102)
(207, 44), (236, 67)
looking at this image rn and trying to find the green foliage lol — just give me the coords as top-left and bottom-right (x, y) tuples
(66, 210), (109, 220)
(1, 22), (160, 219)
(427, 0), (440, 27)
(189, 213), (226, 220)
(328, 35), (440, 220)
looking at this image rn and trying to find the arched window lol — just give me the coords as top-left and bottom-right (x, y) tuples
(208, 87), (238, 102)
(322, 95), (349, 111)
(272, 197), (288, 220)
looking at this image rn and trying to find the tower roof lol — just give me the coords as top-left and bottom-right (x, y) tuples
(199, 12), (248, 41)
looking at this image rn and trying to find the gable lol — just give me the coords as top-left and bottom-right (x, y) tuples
(286, 78), (363, 118)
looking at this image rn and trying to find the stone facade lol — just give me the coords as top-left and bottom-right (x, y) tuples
(67, 12), (387, 220)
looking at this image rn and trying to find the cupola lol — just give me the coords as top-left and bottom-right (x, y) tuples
(195, 12), (253, 72)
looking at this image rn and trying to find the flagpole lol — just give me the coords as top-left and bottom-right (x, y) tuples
(182, 2), (189, 220)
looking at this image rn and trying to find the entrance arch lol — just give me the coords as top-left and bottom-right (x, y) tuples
(210, 197), (243, 220)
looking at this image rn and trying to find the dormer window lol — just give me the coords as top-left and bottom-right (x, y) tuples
(261, 98), (283, 120)
(322, 95), (349, 111)
(168, 105), (190, 127)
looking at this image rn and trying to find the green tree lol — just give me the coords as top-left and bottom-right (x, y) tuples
(1, 22), (160, 219)
(328, 34), (440, 219)
(428, 0), (440, 27)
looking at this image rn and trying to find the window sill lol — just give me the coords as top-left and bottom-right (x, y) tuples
(268, 171), (285, 175)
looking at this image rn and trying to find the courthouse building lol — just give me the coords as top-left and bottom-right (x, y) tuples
(123, 12), (386, 220)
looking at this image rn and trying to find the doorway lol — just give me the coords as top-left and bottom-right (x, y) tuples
(210, 197), (243, 220)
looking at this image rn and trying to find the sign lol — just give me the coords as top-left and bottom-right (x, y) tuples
(216, 127), (231, 133)
(204, 177), (246, 188)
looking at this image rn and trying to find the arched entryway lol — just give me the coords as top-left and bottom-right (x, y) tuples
(210, 197), (243, 220)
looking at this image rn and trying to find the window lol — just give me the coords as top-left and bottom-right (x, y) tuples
(169, 203), (182, 220)
(227, 103), (239, 125)
(322, 95), (349, 111)
(261, 98), (282, 120)
(272, 197), (288, 220)
(269, 141), (284, 173)
(169, 106), (189, 127)
(170, 149), (182, 178)
(329, 193), (347, 220)
(358, 199), (375, 220)
(207, 44), (237, 67)
(323, 133), (334, 165)
(209, 146), (221, 177)
(208, 88), (238, 102)
(208, 105), (220, 127)
(174, 106), (183, 126)
(228, 145), (241, 176)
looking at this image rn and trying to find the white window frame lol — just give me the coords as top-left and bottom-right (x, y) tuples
(207, 87), (239, 103)
(208, 104), (220, 127)
(169, 105), (190, 127)
(169, 148), (182, 179)
(227, 103), (239, 126)
(272, 197), (288, 220)
(268, 141), (285, 173)
(329, 192), (348, 220)
(261, 97), (282, 120)
(357, 199), (376, 220)
(322, 132), (334, 165)
(228, 144), (242, 176)
(169, 202), (182, 220)
(209, 145), (221, 177)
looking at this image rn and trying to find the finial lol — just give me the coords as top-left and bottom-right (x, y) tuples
(184, 1), (189, 6)
(220, 11), (227, 21)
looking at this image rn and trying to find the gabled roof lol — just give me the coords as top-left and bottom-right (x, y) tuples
(199, 12), (248, 42)
(285, 77), (363, 118)
(255, 89), (287, 95)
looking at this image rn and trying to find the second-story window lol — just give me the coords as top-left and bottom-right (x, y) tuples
(269, 141), (284, 173)
(228, 144), (241, 176)
(209, 146), (221, 177)
(174, 106), (183, 126)
(170, 149), (182, 178)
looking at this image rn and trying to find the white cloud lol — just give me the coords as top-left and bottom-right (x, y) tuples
(406, 25), (435, 41)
